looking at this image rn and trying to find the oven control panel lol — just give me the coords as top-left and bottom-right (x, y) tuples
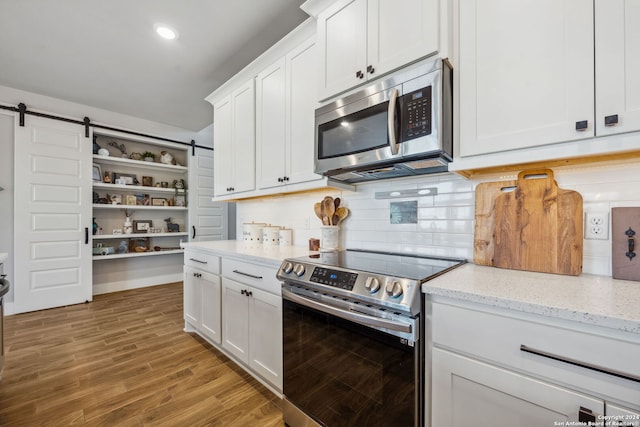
(309, 267), (358, 291)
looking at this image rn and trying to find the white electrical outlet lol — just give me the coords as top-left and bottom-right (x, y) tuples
(585, 212), (609, 240)
(304, 217), (310, 229)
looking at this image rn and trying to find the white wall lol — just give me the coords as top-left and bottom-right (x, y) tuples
(237, 159), (640, 278)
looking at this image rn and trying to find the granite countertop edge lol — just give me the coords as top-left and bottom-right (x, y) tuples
(422, 264), (640, 335)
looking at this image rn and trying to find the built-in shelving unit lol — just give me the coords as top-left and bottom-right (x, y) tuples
(91, 132), (189, 264)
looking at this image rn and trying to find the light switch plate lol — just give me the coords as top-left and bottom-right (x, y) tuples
(611, 207), (640, 281)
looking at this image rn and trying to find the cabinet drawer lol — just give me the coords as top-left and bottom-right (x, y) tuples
(222, 258), (280, 295)
(184, 250), (220, 275)
(430, 300), (640, 405)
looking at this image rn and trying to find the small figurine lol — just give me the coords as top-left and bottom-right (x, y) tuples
(164, 217), (179, 232)
(103, 172), (111, 183)
(108, 141), (128, 158)
(160, 151), (176, 165)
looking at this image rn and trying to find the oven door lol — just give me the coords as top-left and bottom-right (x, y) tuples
(282, 287), (420, 427)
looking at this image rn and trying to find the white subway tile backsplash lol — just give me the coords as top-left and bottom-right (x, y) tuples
(235, 162), (640, 277)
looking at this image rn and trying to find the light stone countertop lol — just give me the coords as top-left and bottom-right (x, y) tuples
(181, 240), (315, 268)
(422, 263), (640, 334)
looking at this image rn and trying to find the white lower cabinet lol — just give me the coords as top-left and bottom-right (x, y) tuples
(184, 265), (221, 344)
(432, 348), (604, 426)
(428, 297), (640, 427)
(222, 277), (283, 391)
(184, 250), (283, 393)
(183, 250), (222, 345)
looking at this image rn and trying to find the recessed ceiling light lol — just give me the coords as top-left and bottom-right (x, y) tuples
(154, 23), (178, 40)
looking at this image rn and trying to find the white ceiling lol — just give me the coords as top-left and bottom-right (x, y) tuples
(0, 1), (309, 131)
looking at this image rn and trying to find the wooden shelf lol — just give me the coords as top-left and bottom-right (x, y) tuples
(92, 204), (187, 211)
(93, 182), (186, 194)
(93, 154), (187, 173)
(93, 232), (188, 239)
(92, 249), (184, 261)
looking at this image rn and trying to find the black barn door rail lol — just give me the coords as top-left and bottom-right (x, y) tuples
(0, 102), (212, 152)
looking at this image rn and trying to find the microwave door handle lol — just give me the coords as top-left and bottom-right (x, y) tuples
(387, 88), (400, 155)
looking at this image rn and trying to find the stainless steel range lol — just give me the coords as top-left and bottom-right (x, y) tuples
(277, 249), (465, 427)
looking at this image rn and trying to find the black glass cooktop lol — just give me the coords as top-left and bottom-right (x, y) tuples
(290, 249), (465, 282)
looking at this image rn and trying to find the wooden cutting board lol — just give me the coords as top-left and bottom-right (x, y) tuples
(474, 169), (583, 276)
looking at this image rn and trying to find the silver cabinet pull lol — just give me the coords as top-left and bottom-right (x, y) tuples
(232, 270), (263, 280)
(520, 345), (640, 383)
(189, 258), (207, 264)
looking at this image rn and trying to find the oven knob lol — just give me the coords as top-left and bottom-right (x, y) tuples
(293, 264), (306, 277)
(364, 277), (380, 293)
(282, 262), (294, 274)
(386, 281), (403, 298)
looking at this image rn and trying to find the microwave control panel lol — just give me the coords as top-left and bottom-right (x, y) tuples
(400, 86), (432, 141)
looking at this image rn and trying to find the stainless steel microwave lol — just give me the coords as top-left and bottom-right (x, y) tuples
(314, 58), (452, 183)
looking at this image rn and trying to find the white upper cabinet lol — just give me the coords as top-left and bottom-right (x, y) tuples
(213, 80), (256, 197)
(256, 58), (287, 189)
(595, 0), (640, 136)
(213, 96), (233, 197)
(317, 0), (439, 100)
(458, 0), (594, 157)
(456, 0), (640, 164)
(257, 38), (321, 190)
(286, 38), (323, 186)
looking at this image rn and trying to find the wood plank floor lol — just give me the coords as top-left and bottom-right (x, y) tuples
(0, 282), (284, 426)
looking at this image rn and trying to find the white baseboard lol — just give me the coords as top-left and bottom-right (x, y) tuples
(92, 273), (183, 295)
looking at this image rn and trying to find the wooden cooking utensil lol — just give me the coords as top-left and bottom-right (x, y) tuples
(323, 197), (335, 225)
(335, 206), (349, 224)
(314, 202), (323, 222)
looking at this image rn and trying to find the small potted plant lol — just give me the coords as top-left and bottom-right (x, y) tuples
(142, 151), (155, 162)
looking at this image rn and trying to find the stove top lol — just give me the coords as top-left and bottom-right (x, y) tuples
(277, 249), (466, 316)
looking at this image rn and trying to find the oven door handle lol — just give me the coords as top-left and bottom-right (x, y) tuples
(282, 288), (412, 333)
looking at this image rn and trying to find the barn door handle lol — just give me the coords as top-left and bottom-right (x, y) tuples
(85, 227), (89, 244)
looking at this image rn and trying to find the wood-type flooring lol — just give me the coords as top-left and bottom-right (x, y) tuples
(0, 282), (284, 426)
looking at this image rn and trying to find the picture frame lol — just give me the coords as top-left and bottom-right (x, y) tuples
(142, 176), (153, 187)
(125, 195), (137, 206)
(151, 198), (168, 206)
(92, 164), (102, 182)
(175, 194), (186, 207)
(112, 172), (138, 185)
(135, 194), (150, 206)
(133, 220), (152, 233)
